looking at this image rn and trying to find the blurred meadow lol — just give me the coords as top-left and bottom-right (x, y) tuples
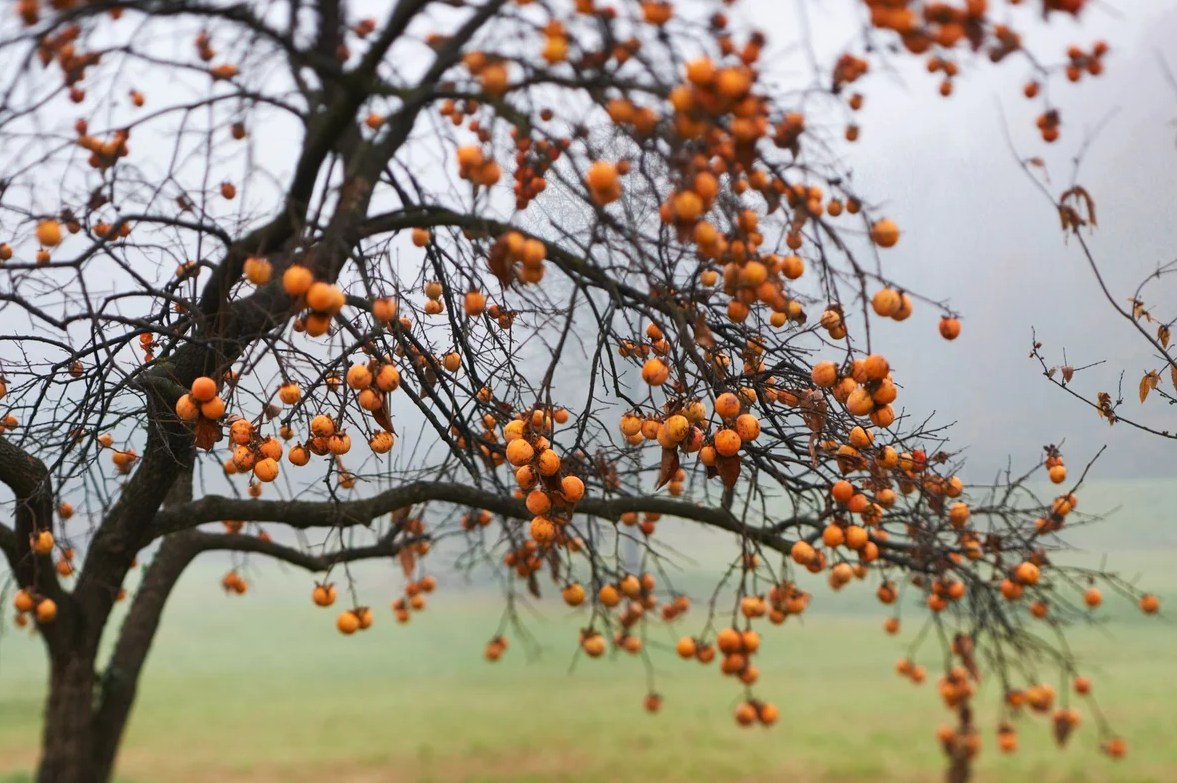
(3, 479), (1177, 783)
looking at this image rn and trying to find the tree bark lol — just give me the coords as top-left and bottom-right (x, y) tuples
(38, 471), (198, 783)
(89, 530), (199, 783)
(29, 534), (198, 783)
(38, 652), (97, 783)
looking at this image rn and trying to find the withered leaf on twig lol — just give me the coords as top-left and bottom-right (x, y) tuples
(1053, 713), (1075, 747)
(1128, 298), (1150, 321)
(1061, 365), (1074, 383)
(1139, 370), (1160, 403)
(372, 394), (394, 433)
(399, 547), (415, 578)
(1171, 365), (1177, 395)
(734, 141), (756, 172)
(764, 188), (781, 215)
(193, 418), (221, 451)
(1159, 324), (1172, 349)
(657, 447), (680, 489)
(800, 390), (827, 434)
(717, 454), (741, 489)
(547, 547), (561, 584)
(1096, 391), (1116, 424)
(1059, 185), (1097, 230)
(693, 314), (716, 350)
(487, 234), (514, 287)
(540, 470), (563, 494)
(953, 633), (980, 682)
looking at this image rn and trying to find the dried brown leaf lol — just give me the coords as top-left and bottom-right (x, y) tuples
(764, 189), (781, 215)
(955, 634), (981, 682)
(372, 395), (393, 435)
(88, 189), (109, 211)
(540, 470), (563, 494)
(487, 234), (514, 287)
(193, 418), (221, 451)
(547, 547), (561, 584)
(1053, 714), (1075, 747)
(1159, 324), (1171, 349)
(717, 454), (741, 489)
(1140, 371), (1159, 403)
(399, 547), (415, 578)
(1096, 391), (1116, 424)
(656, 447), (680, 490)
(694, 314), (716, 350)
(1061, 185), (1097, 227)
(1061, 365), (1074, 383)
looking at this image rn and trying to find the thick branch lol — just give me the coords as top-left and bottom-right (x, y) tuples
(74, 422), (195, 649)
(183, 529), (404, 571)
(148, 480), (793, 550)
(0, 437), (63, 598)
(0, 437), (70, 656)
(357, 205), (651, 307)
(314, 0), (344, 64)
(0, 519), (15, 573)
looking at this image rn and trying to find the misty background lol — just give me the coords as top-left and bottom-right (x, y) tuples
(785, 1), (1177, 482)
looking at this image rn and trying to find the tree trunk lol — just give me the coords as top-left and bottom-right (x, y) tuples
(88, 532), (199, 783)
(38, 653), (97, 783)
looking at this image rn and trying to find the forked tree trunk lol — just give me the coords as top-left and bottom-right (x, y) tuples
(38, 653), (98, 783)
(37, 527), (199, 783)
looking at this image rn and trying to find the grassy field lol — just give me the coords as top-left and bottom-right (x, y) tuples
(2, 480), (1177, 783)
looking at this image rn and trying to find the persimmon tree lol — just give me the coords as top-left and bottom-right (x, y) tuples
(0, 1), (1158, 782)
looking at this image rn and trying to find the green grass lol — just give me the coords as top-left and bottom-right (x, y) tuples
(3, 479), (1177, 782)
(3, 558), (1177, 783)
